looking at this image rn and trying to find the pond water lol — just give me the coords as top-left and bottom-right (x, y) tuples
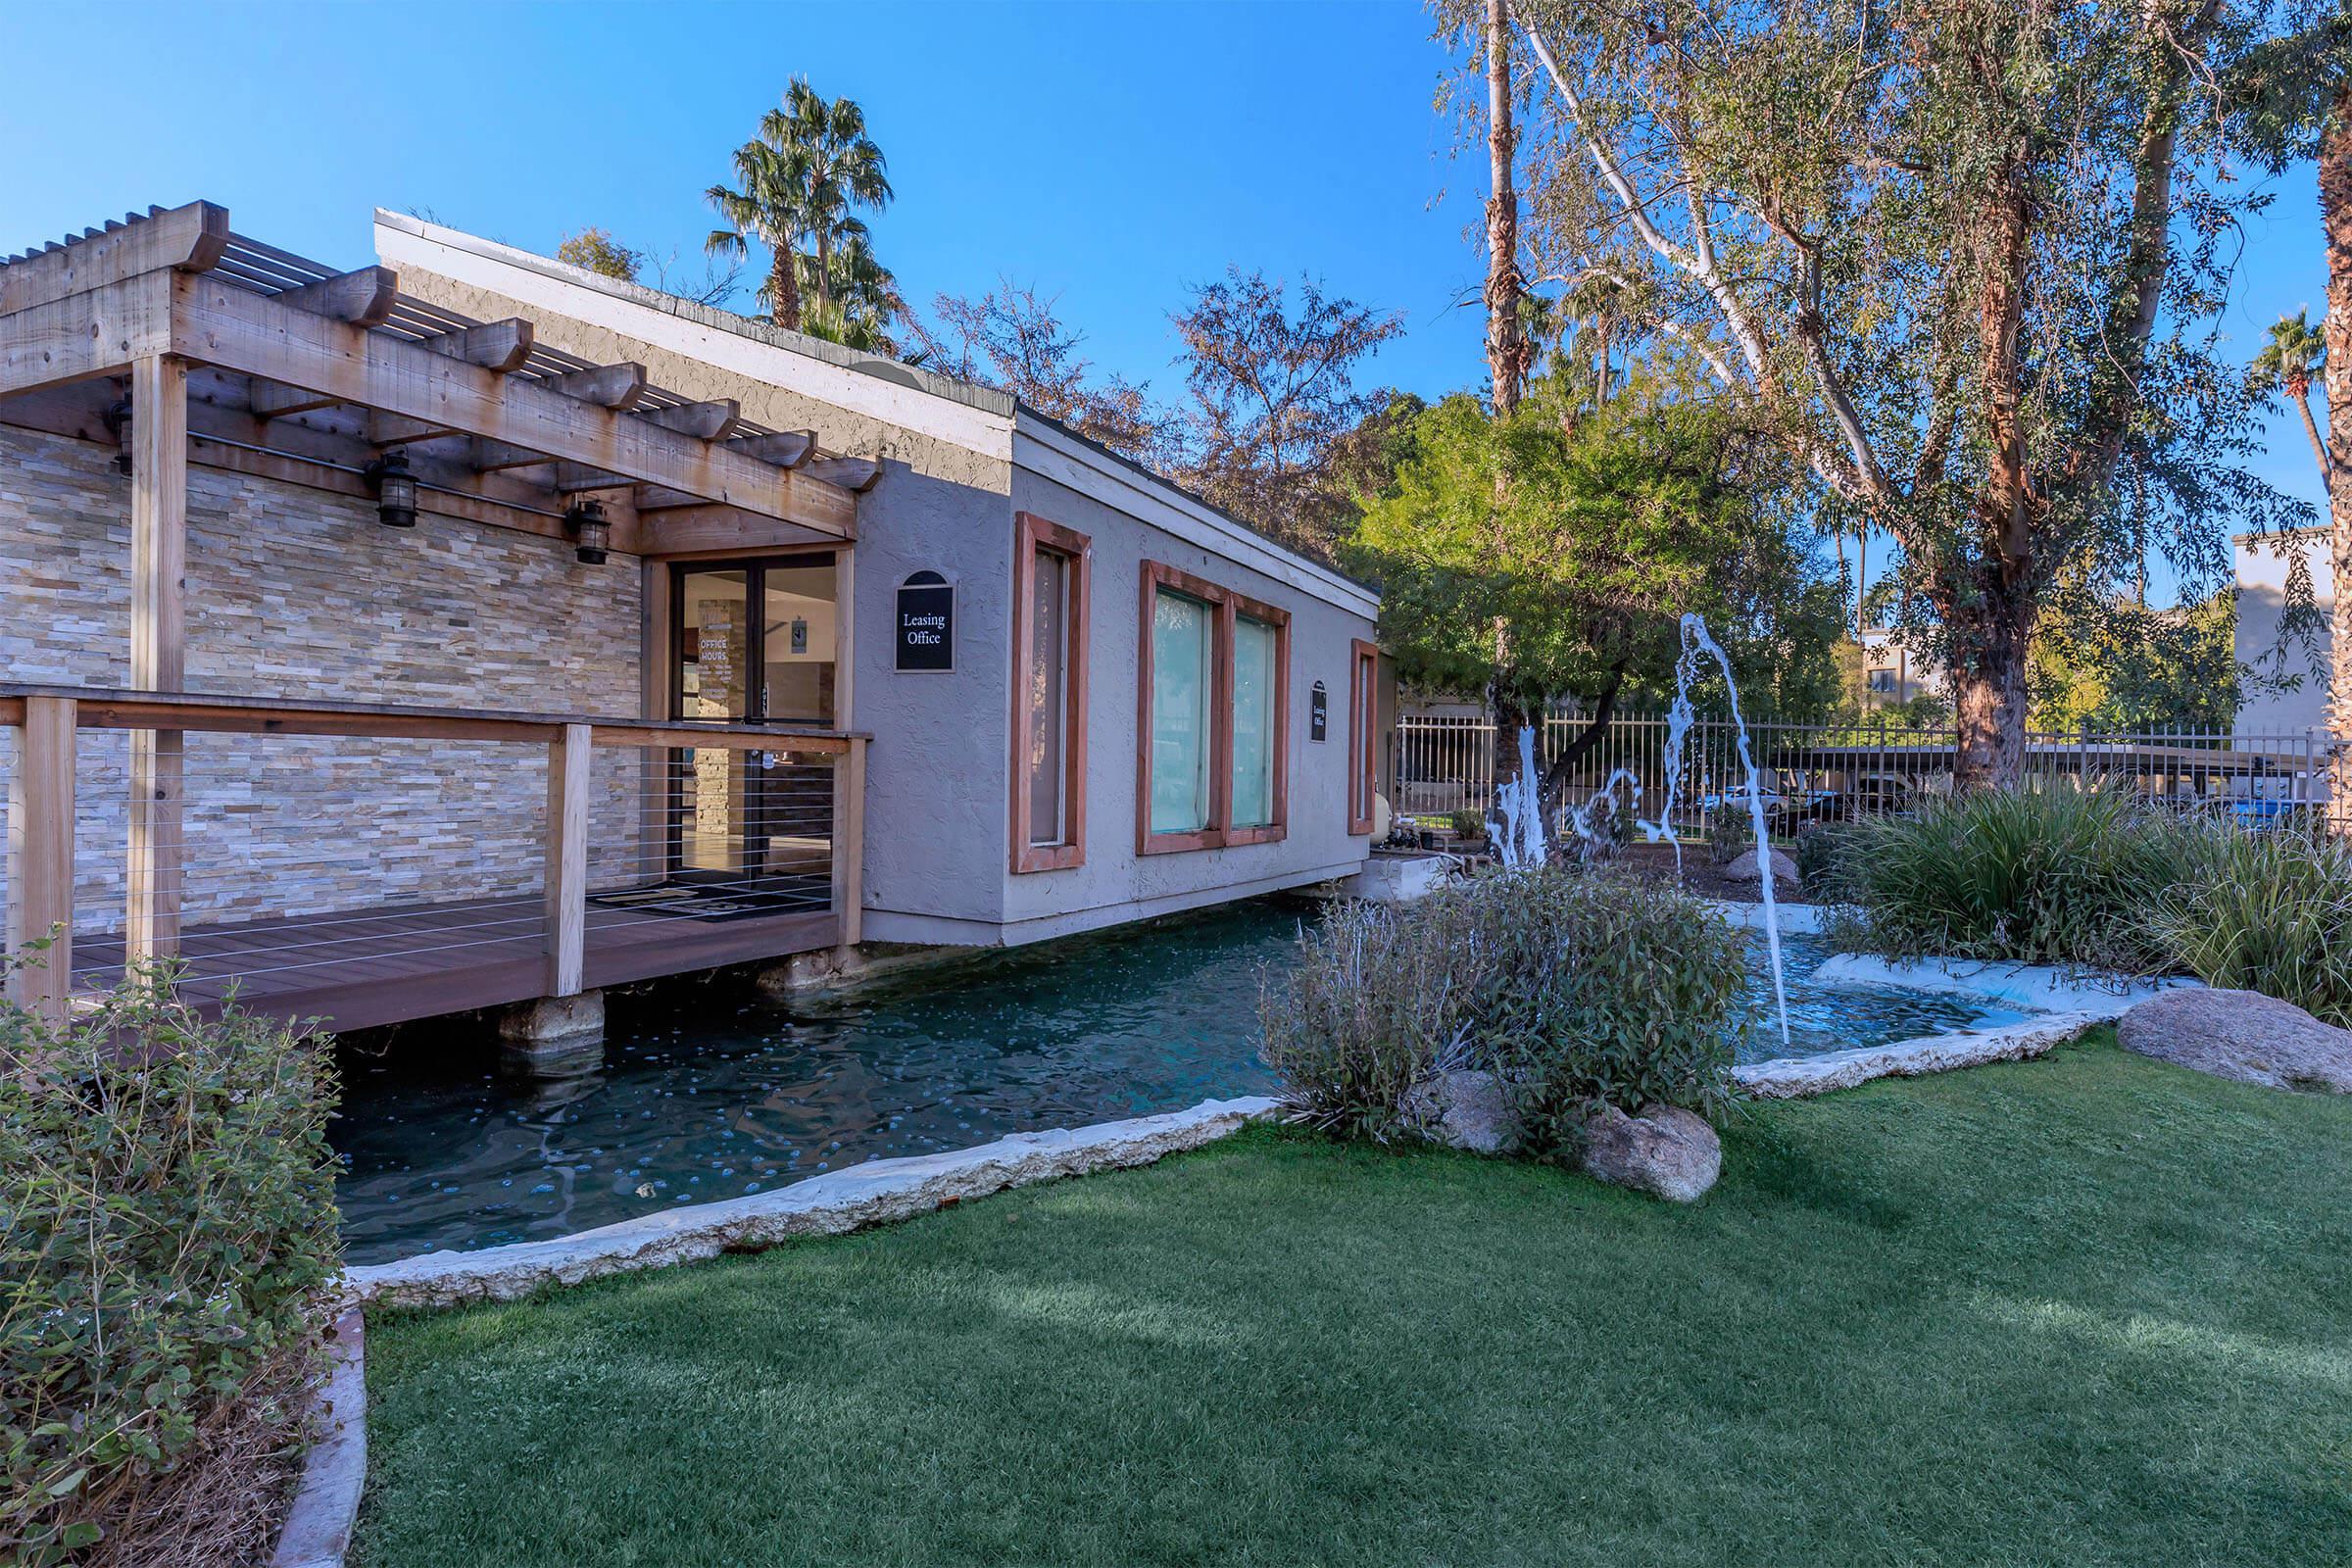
(331, 901), (2037, 1263)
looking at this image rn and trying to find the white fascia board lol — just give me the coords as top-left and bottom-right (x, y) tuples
(1013, 415), (1381, 619)
(372, 217), (1015, 460)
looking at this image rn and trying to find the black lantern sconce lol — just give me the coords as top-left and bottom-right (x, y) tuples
(363, 450), (418, 528)
(565, 497), (611, 564)
(102, 394), (134, 475)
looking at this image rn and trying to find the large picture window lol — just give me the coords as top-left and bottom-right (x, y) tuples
(1136, 561), (1290, 854)
(1010, 513), (1091, 873)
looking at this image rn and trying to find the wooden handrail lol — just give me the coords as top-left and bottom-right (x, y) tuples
(0, 685), (866, 753)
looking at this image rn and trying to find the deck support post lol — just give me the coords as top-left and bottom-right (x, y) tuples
(544, 723), (590, 998)
(7, 696), (77, 1026)
(830, 734), (868, 956)
(125, 353), (187, 966)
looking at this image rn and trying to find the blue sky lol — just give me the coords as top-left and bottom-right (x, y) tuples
(0, 0), (2331, 606)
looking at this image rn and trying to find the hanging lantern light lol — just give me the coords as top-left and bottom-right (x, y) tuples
(103, 394), (133, 475)
(565, 497), (611, 564)
(364, 450), (417, 528)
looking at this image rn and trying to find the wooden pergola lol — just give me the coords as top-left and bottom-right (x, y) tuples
(0, 202), (877, 1027)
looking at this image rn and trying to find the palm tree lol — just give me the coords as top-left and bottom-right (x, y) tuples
(706, 78), (895, 334)
(2249, 309), (2335, 495)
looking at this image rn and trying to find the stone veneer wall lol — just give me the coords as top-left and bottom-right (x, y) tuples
(0, 424), (646, 941)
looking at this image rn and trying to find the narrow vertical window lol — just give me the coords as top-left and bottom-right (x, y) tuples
(1150, 588), (1215, 834)
(1348, 638), (1378, 835)
(1010, 513), (1090, 872)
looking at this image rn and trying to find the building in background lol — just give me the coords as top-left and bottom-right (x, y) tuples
(2234, 526), (2333, 733)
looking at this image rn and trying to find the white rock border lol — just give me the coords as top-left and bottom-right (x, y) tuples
(270, 1309), (366, 1568)
(345, 1095), (1281, 1310)
(1707, 901), (2204, 1097)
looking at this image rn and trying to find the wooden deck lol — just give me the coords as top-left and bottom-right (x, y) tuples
(73, 885), (840, 1033)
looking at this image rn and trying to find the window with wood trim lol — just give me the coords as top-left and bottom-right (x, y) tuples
(1010, 512), (1091, 873)
(1347, 638), (1378, 835)
(1136, 561), (1290, 855)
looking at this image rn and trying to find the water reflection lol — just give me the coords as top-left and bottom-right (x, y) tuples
(331, 901), (1303, 1263)
(331, 906), (2036, 1263)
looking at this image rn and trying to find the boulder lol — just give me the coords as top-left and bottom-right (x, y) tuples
(1577, 1102), (1721, 1201)
(1399, 1069), (1512, 1154)
(2117, 987), (2352, 1094)
(1725, 847), (1799, 885)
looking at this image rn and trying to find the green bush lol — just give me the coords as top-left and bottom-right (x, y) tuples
(1259, 867), (1747, 1152)
(2158, 831), (2352, 1027)
(1, 963), (341, 1565)
(1829, 784), (2200, 971)
(1706, 808), (1756, 865)
(1446, 808), (1487, 842)
(1793, 823), (1854, 900)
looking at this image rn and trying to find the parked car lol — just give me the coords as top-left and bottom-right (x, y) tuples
(1798, 773), (1916, 824)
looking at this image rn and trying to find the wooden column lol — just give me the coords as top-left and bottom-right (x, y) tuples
(831, 542), (856, 731)
(544, 724), (591, 997)
(830, 734), (867, 952)
(7, 697), (77, 1024)
(125, 353), (187, 964)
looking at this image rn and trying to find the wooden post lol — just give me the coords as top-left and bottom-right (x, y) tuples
(125, 353), (187, 964)
(637, 561), (672, 890)
(830, 735), (867, 952)
(544, 724), (590, 998)
(7, 697), (77, 1024)
(830, 541), (857, 731)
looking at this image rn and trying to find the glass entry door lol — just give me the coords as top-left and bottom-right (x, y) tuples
(668, 558), (840, 905)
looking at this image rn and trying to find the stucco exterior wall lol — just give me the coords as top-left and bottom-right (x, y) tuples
(0, 424), (644, 937)
(2235, 529), (2332, 733)
(990, 461), (1377, 944)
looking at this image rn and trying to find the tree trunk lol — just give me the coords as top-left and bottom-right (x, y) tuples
(770, 245), (802, 332)
(1490, 685), (1536, 819)
(1537, 663), (1628, 819)
(2293, 385), (2335, 494)
(2320, 89), (2352, 831)
(1484, 0), (1524, 416)
(1948, 563), (2034, 793)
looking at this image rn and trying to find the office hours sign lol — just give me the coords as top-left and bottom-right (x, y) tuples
(895, 570), (955, 672)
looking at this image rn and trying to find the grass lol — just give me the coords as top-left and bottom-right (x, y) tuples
(355, 1032), (2352, 1567)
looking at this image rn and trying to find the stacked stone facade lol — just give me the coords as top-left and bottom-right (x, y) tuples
(0, 424), (646, 938)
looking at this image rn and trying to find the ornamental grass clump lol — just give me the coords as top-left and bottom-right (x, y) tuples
(1, 961), (342, 1568)
(1831, 783), (2199, 972)
(1258, 866), (1747, 1153)
(2158, 830), (2352, 1028)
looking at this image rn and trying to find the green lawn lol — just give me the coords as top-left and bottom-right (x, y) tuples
(355, 1032), (2352, 1567)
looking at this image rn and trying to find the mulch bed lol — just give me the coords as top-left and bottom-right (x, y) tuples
(1607, 840), (1803, 905)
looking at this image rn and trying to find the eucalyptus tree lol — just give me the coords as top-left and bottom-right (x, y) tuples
(706, 77), (895, 334)
(1494, 0), (2305, 790)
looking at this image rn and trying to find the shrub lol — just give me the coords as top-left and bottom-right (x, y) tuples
(1793, 823), (1854, 900)
(1706, 807), (1757, 865)
(1, 963), (341, 1566)
(1259, 867), (1747, 1153)
(1829, 783), (2200, 971)
(2158, 831), (2352, 1027)
(1446, 808), (1487, 842)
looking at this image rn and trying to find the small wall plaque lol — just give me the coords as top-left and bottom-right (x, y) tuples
(1309, 680), (1329, 742)
(895, 570), (955, 672)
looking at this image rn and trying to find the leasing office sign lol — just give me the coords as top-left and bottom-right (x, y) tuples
(895, 570), (955, 672)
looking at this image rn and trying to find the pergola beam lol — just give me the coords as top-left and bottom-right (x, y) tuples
(0, 201), (228, 317)
(640, 399), (740, 441)
(166, 278), (849, 531)
(727, 429), (815, 467)
(536, 361), (647, 409)
(0, 270), (173, 396)
(276, 266), (399, 327)
(803, 455), (882, 493)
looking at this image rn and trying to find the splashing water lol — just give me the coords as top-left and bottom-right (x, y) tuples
(1493, 723), (1548, 869)
(1635, 613), (1789, 1048)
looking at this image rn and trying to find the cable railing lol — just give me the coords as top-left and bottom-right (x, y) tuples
(0, 686), (867, 1031)
(1394, 710), (2336, 839)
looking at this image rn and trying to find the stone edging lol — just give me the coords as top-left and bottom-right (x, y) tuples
(270, 1308), (367, 1568)
(1735, 1010), (2105, 1098)
(345, 1095), (1282, 1310)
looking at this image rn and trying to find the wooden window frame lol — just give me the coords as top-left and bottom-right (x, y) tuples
(1135, 560), (1290, 856)
(1009, 512), (1092, 874)
(1347, 638), (1378, 836)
